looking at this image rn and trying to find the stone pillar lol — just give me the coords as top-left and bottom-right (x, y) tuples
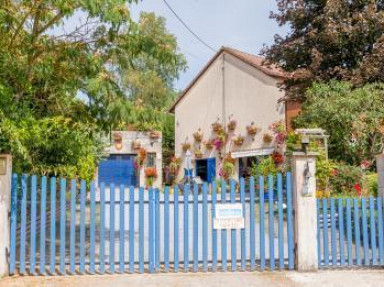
(376, 154), (384, 199)
(0, 154), (12, 276)
(292, 152), (318, 272)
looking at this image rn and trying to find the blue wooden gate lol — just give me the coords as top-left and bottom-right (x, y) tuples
(317, 196), (384, 267)
(9, 173), (294, 275)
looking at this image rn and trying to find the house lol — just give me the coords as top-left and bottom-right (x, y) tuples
(169, 46), (290, 182)
(97, 131), (163, 188)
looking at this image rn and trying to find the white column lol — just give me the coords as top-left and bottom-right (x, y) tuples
(376, 154), (384, 199)
(292, 152), (318, 271)
(0, 154), (12, 276)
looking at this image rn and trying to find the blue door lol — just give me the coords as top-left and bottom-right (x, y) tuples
(98, 154), (137, 187)
(195, 158), (216, 182)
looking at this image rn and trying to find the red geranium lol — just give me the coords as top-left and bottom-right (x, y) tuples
(354, 183), (362, 196)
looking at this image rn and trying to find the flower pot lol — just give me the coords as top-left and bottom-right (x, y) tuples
(233, 136), (244, 146)
(150, 131), (160, 140)
(132, 140), (141, 150)
(205, 140), (214, 150)
(227, 120), (237, 132)
(212, 122), (223, 133)
(246, 124), (259, 136)
(193, 129), (203, 142)
(263, 133), (273, 144)
(182, 143), (191, 152)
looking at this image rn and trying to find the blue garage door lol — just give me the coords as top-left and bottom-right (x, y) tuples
(98, 154), (137, 187)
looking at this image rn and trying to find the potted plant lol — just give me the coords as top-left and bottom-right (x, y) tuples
(169, 156), (181, 175)
(205, 139), (214, 150)
(227, 119), (237, 131)
(195, 149), (203, 159)
(263, 133), (273, 144)
(149, 130), (160, 140)
(135, 148), (147, 169)
(144, 167), (158, 187)
(246, 122), (259, 136)
(212, 121), (223, 133)
(132, 139), (141, 150)
(220, 153), (236, 179)
(193, 128), (203, 142)
(182, 142), (191, 152)
(233, 135), (244, 146)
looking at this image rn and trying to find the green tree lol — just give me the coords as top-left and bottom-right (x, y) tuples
(294, 81), (384, 165)
(0, 1), (186, 178)
(262, 0), (384, 99)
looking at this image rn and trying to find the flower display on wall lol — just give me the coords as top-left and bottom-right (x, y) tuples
(193, 128), (203, 142)
(144, 167), (157, 186)
(246, 122), (259, 136)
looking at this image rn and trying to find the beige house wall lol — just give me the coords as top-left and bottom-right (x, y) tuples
(174, 52), (285, 181)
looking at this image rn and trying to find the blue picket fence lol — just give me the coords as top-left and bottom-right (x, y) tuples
(317, 197), (384, 268)
(9, 173), (294, 275)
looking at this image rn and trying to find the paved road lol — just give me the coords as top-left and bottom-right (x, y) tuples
(2, 270), (384, 287)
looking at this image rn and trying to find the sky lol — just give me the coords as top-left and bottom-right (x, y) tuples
(129, 0), (289, 91)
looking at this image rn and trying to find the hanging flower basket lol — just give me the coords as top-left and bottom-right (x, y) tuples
(182, 142), (191, 152)
(132, 139), (141, 150)
(263, 133), (273, 144)
(205, 140), (214, 150)
(135, 148), (147, 169)
(144, 167), (158, 187)
(193, 128), (203, 142)
(212, 122), (223, 133)
(246, 123), (259, 136)
(227, 120), (237, 132)
(149, 131), (160, 140)
(169, 156), (181, 175)
(233, 135), (244, 146)
(195, 149), (203, 159)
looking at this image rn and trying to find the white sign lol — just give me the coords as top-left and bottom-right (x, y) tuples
(213, 203), (244, 230)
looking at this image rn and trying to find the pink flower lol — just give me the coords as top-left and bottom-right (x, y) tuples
(360, 159), (371, 170)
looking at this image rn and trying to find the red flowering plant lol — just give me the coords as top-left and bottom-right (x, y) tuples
(135, 148), (147, 170)
(271, 151), (284, 165)
(144, 167), (158, 186)
(269, 120), (286, 147)
(329, 163), (364, 197)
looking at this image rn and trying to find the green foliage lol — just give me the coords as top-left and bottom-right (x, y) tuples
(0, 2), (185, 178)
(0, 115), (103, 180)
(263, 0), (384, 98)
(294, 81), (384, 165)
(329, 163), (364, 197)
(251, 157), (277, 178)
(365, 173), (378, 197)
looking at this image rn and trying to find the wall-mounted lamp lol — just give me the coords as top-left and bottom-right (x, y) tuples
(302, 161), (313, 197)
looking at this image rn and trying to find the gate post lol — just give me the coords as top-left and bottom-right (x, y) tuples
(0, 154), (12, 276)
(292, 152), (318, 272)
(376, 153), (384, 198)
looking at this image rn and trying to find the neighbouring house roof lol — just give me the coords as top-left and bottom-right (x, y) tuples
(169, 46), (287, 113)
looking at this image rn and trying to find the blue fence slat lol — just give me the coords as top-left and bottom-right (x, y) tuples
(119, 184), (125, 273)
(361, 198), (369, 266)
(230, 180), (237, 272)
(277, 173), (284, 270)
(322, 199), (329, 266)
(59, 178), (67, 274)
(346, 199), (353, 266)
(149, 188), (155, 273)
(240, 178), (246, 271)
(139, 187), (145, 274)
(129, 186), (135, 273)
(317, 199), (321, 266)
(211, 181), (218, 271)
(30, 175), (37, 274)
(50, 177), (56, 274)
(9, 174), (18, 275)
(369, 197), (377, 265)
(221, 180), (227, 272)
(249, 177), (255, 270)
(353, 198), (361, 265)
(89, 182), (96, 274)
(109, 183), (116, 273)
(202, 183), (208, 272)
(69, 179), (76, 274)
(286, 172), (294, 270)
(100, 183), (106, 274)
(193, 184), (199, 272)
(40, 176), (47, 274)
(268, 175), (275, 271)
(20, 174), (27, 275)
(155, 189), (160, 271)
(330, 198), (337, 266)
(164, 186), (170, 272)
(174, 186), (179, 272)
(377, 197), (384, 265)
(259, 176), (265, 271)
(79, 180), (86, 274)
(337, 198), (345, 266)
(183, 184), (189, 272)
